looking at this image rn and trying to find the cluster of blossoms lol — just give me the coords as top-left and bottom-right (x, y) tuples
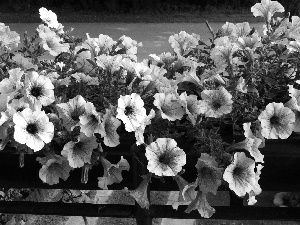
(0, 0), (300, 218)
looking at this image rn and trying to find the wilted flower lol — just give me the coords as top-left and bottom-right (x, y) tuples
(200, 86), (233, 118)
(145, 138), (186, 177)
(13, 108), (54, 152)
(251, 0), (284, 22)
(116, 93), (147, 132)
(223, 152), (256, 197)
(56, 95), (87, 132)
(61, 133), (98, 168)
(23, 71), (55, 111)
(98, 155), (130, 190)
(258, 102), (295, 139)
(0, 68), (24, 98)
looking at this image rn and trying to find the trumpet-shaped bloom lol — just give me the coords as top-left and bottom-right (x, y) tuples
(286, 16), (300, 40)
(37, 154), (72, 185)
(258, 102), (295, 139)
(223, 152), (256, 197)
(79, 102), (105, 137)
(116, 93), (147, 132)
(0, 68), (24, 98)
(247, 164), (264, 205)
(284, 96), (300, 132)
(195, 153), (223, 195)
(145, 138), (186, 177)
(168, 31), (200, 56)
(123, 173), (151, 209)
(56, 95), (87, 132)
(37, 24), (69, 56)
(153, 92), (185, 121)
(23, 71), (55, 111)
(13, 108), (54, 152)
(200, 86), (233, 118)
(39, 7), (59, 29)
(0, 23), (20, 51)
(185, 190), (216, 218)
(101, 109), (121, 147)
(172, 175), (197, 210)
(96, 54), (122, 75)
(210, 36), (238, 68)
(98, 156), (130, 190)
(180, 92), (205, 125)
(251, 0), (284, 22)
(61, 133), (98, 168)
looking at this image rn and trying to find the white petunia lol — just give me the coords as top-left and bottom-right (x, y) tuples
(145, 138), (186, 177)
(13, 108), (54, 152)
(251, 0), (284, 22)
(39, 7), (59, 29)
(223, 152), (256, 197)
(258, 102), (295, 139)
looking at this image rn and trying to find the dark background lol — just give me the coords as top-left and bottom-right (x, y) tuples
(0, 0), (299, 16)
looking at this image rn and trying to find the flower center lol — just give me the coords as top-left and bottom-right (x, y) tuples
(212, 100), (222, 110)
(270, 115), (280, 125)
(232, 166), (243, 177)
(124, 106), (134, 116)
(73, 142), (84, 153)
(17, 107), (25, 112)
(158, 152), (172, 165)
(30, 86), (42, 98)
(26, 123), (38, 135)
(71, 107), (84, 122)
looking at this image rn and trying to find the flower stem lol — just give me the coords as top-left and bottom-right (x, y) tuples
(19, 152), (25, 168)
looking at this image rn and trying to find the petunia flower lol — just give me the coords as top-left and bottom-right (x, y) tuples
(145, 138), (186, 177)
(134, 109), (155, 146)
(37, 154), (72, 185)
(39, 7), (60, 29)
(184, 190), (216, 218)
(79, 102), (105, 137)
(61, 132), (98, 168)
(195, 153), (223, 195)
(123, 173), (151, 209)
(56, 95), (87, 132)
(251, 0), (285, 23)
(115, 35), (141, 62)
(71, 72), (99, 86)
(96, 54), (122, 75)
(116, 93), (147, 132)
(168, 31), (200, 56)
(239, 122), (264, 163)
(287, 40), (300, 53)
(273, 192), (300, 207)
(37, 24), (69, 56)
(179, 92), (205, 125)
(172, 175), (197, 210)
(98, 155), (130, 190)
(284, 96), (300, 132)
(12, 53), (38, 70)
(258, 102), (295, 139)
(101, 109), (121, 147)
(23, 71), (55, 111)
(0, 23), (20, 51)
(285, 16), (300, 40)
(210, 36), (238, 69)
(0, 68), (24, 99)
(200, 86), (233, 118)
(247, 164), (264, 205)
(153, 92), (185, 121)
(13, 108), (54, 152)
(223, 152), (256, 197)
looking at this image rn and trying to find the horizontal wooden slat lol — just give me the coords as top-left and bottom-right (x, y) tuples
(0, 201), (299, 220)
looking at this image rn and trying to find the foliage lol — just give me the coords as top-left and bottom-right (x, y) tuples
(0, 1), (300, 218)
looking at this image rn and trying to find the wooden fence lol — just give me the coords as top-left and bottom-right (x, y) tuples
(0, 136), (300, 224)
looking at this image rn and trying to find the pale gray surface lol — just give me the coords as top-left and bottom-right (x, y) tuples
(7, 22), (264, 62)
